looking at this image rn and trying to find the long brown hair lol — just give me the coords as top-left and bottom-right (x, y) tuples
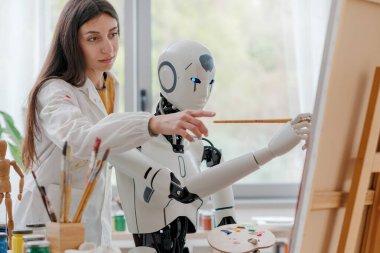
(23, 0), (119, 169)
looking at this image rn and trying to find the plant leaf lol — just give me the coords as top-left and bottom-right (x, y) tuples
(0, 111), (23, 146)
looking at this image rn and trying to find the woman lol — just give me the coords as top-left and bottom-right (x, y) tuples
(14, 0), (214, 245)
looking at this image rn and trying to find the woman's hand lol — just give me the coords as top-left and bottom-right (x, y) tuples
(149, 110), (216, 142)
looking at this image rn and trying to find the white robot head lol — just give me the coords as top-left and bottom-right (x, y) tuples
(158, 40), (215, 111)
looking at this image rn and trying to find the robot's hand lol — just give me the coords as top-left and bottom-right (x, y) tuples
(169, 180), (199, 204)
(268, 113), (311, 156)
(290, 113), (312, 150)
(254, 113), (311, 165)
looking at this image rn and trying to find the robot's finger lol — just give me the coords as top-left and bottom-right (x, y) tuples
(295, 128), (310, 135)
(299, 134), (309, 140)
(291, 113), (312, 125)
(293, 121), (311, 130)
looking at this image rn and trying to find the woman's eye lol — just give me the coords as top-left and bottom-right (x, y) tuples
(88, 37), (97, 42)
(109, 31), (119, 39)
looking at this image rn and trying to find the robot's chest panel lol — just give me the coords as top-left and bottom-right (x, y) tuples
(141, 136), (203, 179)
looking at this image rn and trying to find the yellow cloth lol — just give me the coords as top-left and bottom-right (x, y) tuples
(97, 74), (115, 114)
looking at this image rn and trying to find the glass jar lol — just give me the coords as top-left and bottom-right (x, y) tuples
(12, 229), (33, 253)
(114, 213), (126, 232)
(201, 213), (213, 231)
(25, 224), (46, 239)
(0, 232), (7, 253)
(26, 240), (50, 253)
(22, 235), (45, 253)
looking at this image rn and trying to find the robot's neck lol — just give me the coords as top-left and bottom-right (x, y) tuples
(155, 95), (184, 153)
(154, 95), (180, 116)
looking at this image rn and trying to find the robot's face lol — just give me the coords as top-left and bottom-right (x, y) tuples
(158, 40), (216, 110)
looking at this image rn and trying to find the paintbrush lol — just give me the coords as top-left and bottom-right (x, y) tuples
(63, 144), (72, 223)
(213, 119), (292, 124)
(59, 141), (68, 222)
(72, 148), (110, 223)
(86, 138), (101, 182)
(31, 170), (57, 222)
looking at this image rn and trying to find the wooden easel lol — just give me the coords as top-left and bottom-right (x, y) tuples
(337, 67), (380, 253)
(290, 1), (380, 251)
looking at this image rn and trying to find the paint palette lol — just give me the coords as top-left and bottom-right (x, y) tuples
(207, 224), (276, 252)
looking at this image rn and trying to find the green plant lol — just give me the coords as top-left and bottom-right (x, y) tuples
(0, 110), (24, 171)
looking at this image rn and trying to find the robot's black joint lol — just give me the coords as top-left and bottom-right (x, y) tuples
(202, 138), (222, 167)
(163, 134), (184, 153)
(169, 182), (199, 204)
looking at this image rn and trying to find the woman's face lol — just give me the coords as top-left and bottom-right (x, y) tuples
(79, 13), (119, 77)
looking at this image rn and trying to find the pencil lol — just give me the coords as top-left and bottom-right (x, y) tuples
(213, 119), (292, 124)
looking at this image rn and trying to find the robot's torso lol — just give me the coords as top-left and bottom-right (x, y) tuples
(116, 135), (207, 234)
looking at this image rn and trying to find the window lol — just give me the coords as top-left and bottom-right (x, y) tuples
(147, 0), (329, 187)
(0, 2), (330, 219)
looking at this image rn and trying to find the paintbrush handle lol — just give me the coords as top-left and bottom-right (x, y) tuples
(213, 119), (291, 124)
(64, 184), (71, 223)
(59, 170), (66, 222)
(72, 180), (97, 223)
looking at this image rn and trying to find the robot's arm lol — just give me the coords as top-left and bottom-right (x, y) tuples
(183, 113), (312, 198)
(114, 113), (310, 205)
(111, 148), (198, 204)
(10, 160), (24, 200)
(202, 138), (237, 226)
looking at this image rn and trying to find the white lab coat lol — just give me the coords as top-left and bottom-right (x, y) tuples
(14, 73), (154, 245)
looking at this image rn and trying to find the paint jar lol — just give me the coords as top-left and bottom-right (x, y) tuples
(26, 224), (46, 239)
(26, 240), (50, 253)
(114, 213), (126, 232)
(12, 229), (33, 253)
(22, 235), (45, 253)
(201, 213), (213, 231)
(0, 233), (7, 253)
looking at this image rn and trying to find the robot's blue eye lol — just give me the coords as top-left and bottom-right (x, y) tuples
(190, 77), (201, 84)
(209, 80), (214, 85)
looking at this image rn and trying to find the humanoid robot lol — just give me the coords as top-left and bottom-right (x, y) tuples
(115, 40), (311, 253)
(0, 140), (24, 249)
